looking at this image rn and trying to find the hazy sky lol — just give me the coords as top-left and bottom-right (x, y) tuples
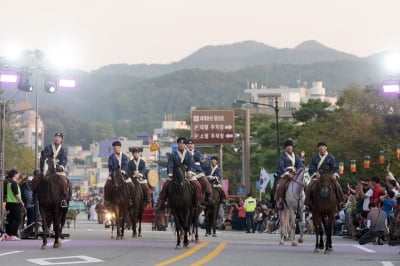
(1, 0), (399, 71)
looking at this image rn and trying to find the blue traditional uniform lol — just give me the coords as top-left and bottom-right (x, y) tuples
(304, 142), (344, 210)
(276, 139), (304, 210)
(40, 144), (68, 173)
(156, 137), (204, 210)
(128, 149), (151, 203)
(108, 152), (128, 175)
(308, 153), (339, 178)
(277, 152), (304, 178)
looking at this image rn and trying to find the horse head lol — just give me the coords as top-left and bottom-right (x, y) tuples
(173, 164), (186, 185)
(319, 166), (334, 186)
(111, 167), (124, 188)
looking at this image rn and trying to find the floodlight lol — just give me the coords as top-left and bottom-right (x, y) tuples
(44, 80), (57, 93)
(58, 79), (76, 88)
(17, 77), (33, 92)
(0, 74), (18, 83)
(382, 82), (400, 93)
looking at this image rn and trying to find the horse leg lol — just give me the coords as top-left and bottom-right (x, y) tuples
(53, 209), (62, 248)
(298, 210), (305, 244)
(290, 211), (298, 246)
(138, 219), (142, 237)
(39, 207), (48, 250)
(325, 216), (333, 254)
(175, 224), (181, 249)
(212, 210), (218, 237)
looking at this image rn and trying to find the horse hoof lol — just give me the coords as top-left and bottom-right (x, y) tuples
(212, 234), (217, 237)
(132, 234), (137, 238)
(111, 236), (115, 239)
(205, 234), (209, 237)
(279, 241), (284, 245)
(41, 245), (47, 250)
(138, 234), (142, 237)
(292, 242), (298, 246)
(53, 242), (61, 248)
(314, 249), (319, 253)
(324, 250), (331, 254)
(175, 245), (181, 250)
(298, 238), (303, 244)
(184, 243), (189, 248)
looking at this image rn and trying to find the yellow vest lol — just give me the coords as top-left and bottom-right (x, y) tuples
(244, 197), (256, 212)
(7, 181), (21, 203)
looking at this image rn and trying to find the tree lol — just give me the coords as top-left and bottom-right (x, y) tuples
(292, 99), (332, 122)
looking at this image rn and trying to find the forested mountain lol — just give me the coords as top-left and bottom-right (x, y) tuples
(8, 40), (393, 147)
(97, 40), (359, 77)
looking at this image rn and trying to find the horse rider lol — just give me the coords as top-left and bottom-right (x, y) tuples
(185, 138), (215, 206)
(39, 132), (70, 208)
(155, 137), (204, 210)
(127, 147), (151, 204)
(304, 141), (345, 211)
(104, 140), (134, 205)
(276, 139), (304, 210)
(204, 156), (227, 204)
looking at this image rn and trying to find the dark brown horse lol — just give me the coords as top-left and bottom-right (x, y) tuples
(310, 166), (338, 254)
(36, 154), (69, 250)
(109, 168), (129, 240)
(127, 177), (146, 238)
(204, 186), (222, 237)
(168, 164), (196, 249)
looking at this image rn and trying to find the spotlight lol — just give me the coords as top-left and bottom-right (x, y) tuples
(17, 77), (33, 92)
(382, 81), (400, 93)
(44, 80), (57, 93)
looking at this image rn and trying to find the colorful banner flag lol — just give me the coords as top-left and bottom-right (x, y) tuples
(351, 160), (356, 173)
(379, 150), (385, 164)
(364, 155), (370, 169)
(339, 162), (344, 174)
(397, 144), (400, 159)
(259, 167), (271, 193)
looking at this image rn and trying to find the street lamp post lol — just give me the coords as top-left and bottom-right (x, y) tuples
(235, 97), (280, 159)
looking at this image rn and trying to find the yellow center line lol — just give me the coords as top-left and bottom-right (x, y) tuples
(155, 241), (209, 266)
(190, 242), (228, 266)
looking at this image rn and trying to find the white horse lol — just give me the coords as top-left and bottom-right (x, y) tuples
(278, 168), (306, 246)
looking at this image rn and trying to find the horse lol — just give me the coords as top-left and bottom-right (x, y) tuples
(36, 154), (69, 250)
(127, 177), (146, 238)
(167, 163), (196, 249)
(109, 168), (129, 240)
(204, 185), (222, 237)
(310, 166), (338, 254)
(278, 168), (306, 246)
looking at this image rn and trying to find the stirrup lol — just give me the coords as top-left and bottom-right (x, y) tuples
(304, 205), (311, 212)
(61, 200), (68, 208)
(277, 202), (284, 210)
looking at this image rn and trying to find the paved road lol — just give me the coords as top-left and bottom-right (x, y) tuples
(0, 212), (399, 266)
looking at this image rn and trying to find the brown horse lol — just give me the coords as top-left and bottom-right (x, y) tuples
(168, 163), (196, 249)
(204, 186), (222, 237)
(36, 154), (69, 250)
(109, 168), (129, 240)
(310, 166), (338, 254)
(127, 177), (146, 238)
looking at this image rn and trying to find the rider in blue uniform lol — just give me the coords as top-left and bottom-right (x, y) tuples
(204, 156), (227, 203)
(127, 147), (151, 204)
(185, 138), (215, 206)
(276, 139), (304, 210)
(155, 137), (203, 210)
(39, 132), (70, 208)
(304, 141), (345, 211)
(104, 140), (134, 204)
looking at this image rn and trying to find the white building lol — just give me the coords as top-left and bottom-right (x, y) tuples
(244, 81), (337, 120)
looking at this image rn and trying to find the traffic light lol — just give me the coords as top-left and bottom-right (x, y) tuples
(17, 76), (33, 92)
(44, 80), (57, 93)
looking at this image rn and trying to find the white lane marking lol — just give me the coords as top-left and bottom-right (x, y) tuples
(27, 255), (104, 265)
(352, 245), (375, 253)
(0, 251), (23, 256)
(381, 262), (394, 266)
